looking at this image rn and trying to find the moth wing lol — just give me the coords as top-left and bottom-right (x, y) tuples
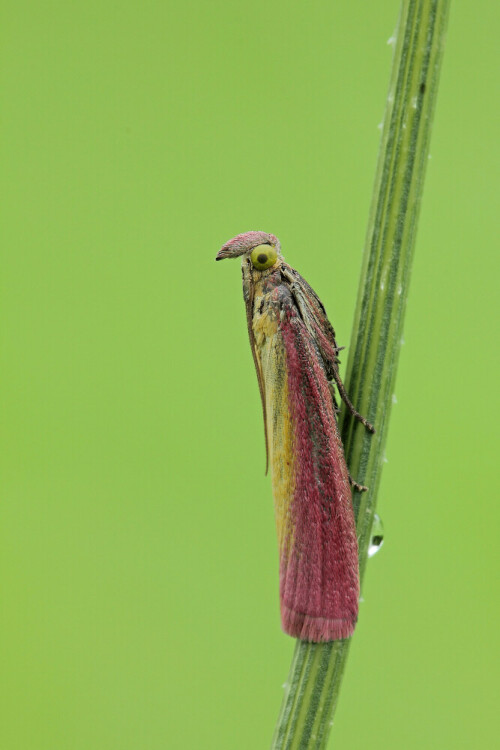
(268, 281), (359, 641)
(280, 262), (341, 378)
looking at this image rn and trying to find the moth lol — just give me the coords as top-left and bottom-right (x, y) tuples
(216, 231), (374, 641)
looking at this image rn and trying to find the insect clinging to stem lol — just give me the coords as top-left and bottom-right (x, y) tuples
(216, 231), (374, 642)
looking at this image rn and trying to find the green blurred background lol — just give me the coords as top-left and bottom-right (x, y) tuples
(1, 2), (498, 748)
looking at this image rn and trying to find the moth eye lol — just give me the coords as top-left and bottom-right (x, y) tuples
(250, 244), (278, 270)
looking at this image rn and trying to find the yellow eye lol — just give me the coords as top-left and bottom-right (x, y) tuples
(250, 244), (278, 270)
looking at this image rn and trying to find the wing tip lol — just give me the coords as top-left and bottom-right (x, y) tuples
(281, 605), (357, 642)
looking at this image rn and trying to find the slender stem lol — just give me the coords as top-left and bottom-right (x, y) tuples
(271, 1), (450, 747)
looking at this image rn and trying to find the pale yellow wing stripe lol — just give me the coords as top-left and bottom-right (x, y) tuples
(252, 283), (295, 557)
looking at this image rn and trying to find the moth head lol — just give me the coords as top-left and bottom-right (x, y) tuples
(215, 231), (281, 270)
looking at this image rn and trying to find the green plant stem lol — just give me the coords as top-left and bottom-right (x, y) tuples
(271, 1), (450, 747)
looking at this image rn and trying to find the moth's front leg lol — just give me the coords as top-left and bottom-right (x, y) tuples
(331, 366), (375, 434)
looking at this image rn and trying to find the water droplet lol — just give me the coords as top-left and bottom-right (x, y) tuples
(282, 682), (289, 690)
(387, 36), (395, 46)
(377, 121), (383, 130)
(392, 394), (398, 404)
(368, 514), (384, 558)
(411, 96), (418, 109)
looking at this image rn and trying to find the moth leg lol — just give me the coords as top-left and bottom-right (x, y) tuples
(349, 473), (368, 493)
(330, 380), (368, 490)
(331, 367), (375, 433)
